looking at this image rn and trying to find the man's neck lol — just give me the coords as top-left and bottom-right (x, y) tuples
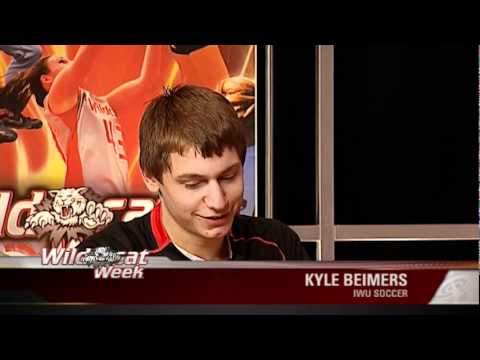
(160, 203), (228, 260)
(173, 239), (231, 261)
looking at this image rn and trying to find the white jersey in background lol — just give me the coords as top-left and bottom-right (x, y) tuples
(45, 88), (129, 196)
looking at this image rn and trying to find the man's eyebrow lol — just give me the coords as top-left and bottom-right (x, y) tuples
(174, 163), (242, 182)
(174, 174), (206, 182)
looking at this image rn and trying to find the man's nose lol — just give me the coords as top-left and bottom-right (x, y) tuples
(203, 181), (228, 211)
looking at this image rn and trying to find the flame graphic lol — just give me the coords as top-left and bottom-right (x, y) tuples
(1, 45), (254, 196)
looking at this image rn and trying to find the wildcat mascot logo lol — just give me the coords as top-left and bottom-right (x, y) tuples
(24, 187), (113, 248)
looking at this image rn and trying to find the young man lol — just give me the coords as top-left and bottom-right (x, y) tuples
(77, 85), (311, 261)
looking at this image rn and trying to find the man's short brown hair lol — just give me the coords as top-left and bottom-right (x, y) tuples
(139, 85), (247, 182)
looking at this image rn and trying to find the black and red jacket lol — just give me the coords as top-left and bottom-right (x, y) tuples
(77, 205), (311, 261)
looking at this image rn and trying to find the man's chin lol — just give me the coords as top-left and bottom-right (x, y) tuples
(193, 212), (237, 238)
(198, 222), (232, 240)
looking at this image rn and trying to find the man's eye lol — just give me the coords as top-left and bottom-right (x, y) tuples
(220, 174), (236, 182)
(185, 182), (201, 189)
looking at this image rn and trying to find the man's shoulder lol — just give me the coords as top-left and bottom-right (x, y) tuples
(231, 215), (310, 260)
(232, 215), (299, 242)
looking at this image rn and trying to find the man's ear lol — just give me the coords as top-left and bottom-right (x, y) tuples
(40, 74), (53, 90)
(142, 172), (162, 194)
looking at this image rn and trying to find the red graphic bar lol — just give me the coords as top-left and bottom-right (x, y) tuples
(0, 267), (458, 305)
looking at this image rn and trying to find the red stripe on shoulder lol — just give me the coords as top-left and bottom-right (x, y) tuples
(150, 204), (171, 252)
(232, 236), (286, 260)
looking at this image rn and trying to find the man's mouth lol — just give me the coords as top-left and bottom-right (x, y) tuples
(197, 213), (229, 220)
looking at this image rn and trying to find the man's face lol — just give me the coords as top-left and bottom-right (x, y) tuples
(152, 147), (244, 243)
